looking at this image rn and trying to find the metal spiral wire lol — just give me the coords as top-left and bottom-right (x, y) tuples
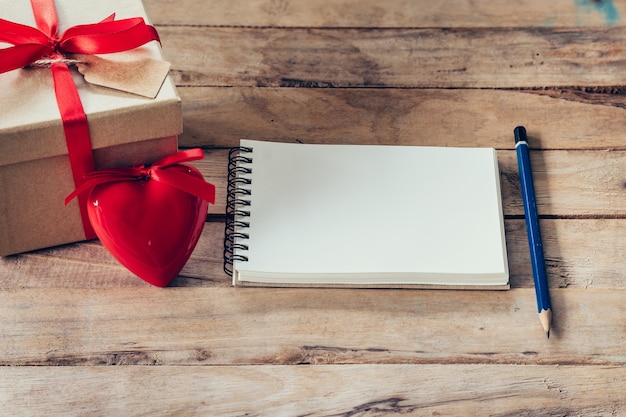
(223, 146), (253, 275)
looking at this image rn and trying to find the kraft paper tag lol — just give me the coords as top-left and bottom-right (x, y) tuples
(74, 54), (171, 99)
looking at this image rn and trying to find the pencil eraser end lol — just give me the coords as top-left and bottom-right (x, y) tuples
(514, 126), (527, 143)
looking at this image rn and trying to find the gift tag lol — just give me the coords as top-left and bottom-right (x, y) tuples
(75, 54), (171, 98)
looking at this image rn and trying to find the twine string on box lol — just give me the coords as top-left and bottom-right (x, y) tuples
(28, 58), (85, 68)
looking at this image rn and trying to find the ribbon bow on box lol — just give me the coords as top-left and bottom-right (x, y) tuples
(0, 0), (216, 286)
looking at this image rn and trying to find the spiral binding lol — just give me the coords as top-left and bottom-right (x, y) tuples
(223, 146), (253, 275)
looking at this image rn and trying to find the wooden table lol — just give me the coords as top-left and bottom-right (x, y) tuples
(2, 1), (626, 415)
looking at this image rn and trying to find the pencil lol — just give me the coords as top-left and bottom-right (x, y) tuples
(514, 126), (552, 338)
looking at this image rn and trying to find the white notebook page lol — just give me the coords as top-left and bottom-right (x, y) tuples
(232, 140), (509, 286)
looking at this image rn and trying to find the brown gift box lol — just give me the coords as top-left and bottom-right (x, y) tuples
(0, 0), (182, 256)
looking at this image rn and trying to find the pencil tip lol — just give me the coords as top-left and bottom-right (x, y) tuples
(539, 309), (552, 340)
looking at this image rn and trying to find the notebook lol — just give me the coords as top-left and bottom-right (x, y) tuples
(224, 139), (509, 289)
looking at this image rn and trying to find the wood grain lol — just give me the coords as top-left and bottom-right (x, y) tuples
(160, 26), (626, 88)
(1, 287), (625, 366)
(145, 0), (626, 28)
(3, 218), (625, 289)
(0, 224), (229, 288)
(2, 364), (626, 416)
(178, 87), (626, 149)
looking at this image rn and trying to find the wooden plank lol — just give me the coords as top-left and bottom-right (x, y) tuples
(500, 150), (626, 217)
(160, 26), (626, 88)
(3, 218), (625, 290)
(0, 223), (230, 288)
(178, 87), (626, 150)
(1, 287), (626, 366)
(145, 0), (626, 28)
(2, 364), (626, 416)
(506, 219), (626, 289)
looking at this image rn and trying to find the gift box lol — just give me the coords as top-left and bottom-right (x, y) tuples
(0, 0), (182, 256)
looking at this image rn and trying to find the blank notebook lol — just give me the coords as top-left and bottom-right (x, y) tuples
(224, 139), (509, 289)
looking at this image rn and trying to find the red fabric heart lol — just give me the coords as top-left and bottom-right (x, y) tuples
(66, 149), (216, 287)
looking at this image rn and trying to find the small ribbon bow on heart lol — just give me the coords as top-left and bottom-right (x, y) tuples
(65, 148), (216, 205)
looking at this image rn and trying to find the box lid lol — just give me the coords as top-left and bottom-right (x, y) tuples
(0, 0), (182, 167)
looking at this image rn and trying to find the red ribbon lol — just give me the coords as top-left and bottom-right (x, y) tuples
(65, 149), (217, 205)
(0, 0), (161, 240)
(0, 1), (160, 73)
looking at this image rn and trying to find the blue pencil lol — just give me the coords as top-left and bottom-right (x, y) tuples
(514, 126), (552, 338)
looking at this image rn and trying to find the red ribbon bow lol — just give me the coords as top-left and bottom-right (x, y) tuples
(0, 1), (160, 73)
(0, 0), (161, 240)
(65, 148), (217, 205)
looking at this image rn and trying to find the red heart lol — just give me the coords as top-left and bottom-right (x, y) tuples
(87, 164), (208, 287)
